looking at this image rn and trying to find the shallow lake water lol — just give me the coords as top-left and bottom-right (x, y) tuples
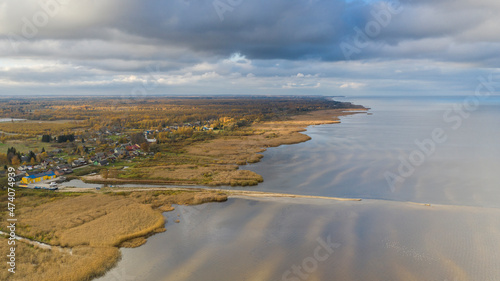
(96, 96), (500, 281)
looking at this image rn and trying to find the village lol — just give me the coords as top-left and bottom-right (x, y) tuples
(0, 96), (358, 190)
(6, 120), (216, 190)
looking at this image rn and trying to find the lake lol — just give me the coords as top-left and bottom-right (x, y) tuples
(96, 96), (500, 281)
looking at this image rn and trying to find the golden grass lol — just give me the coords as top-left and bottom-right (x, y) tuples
(119, 237), (148, 248)
(0, 120), (83, 135)
(0, 240), (120, 281)
(14, 191), (226, 247)
(0, 189), (227, 281)
(209, 169), (263, 186)
(58, 203), (165, 247)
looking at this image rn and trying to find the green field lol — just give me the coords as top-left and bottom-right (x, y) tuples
(0, 140), (54, 154)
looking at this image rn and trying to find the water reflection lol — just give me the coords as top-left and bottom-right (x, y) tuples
(97, 198), (500, 281)
(240, 96), (500, 207)
(96, 96), (500, 281)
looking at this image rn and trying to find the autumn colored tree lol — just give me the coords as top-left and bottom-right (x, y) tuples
(0, 153), (8, 166)
(131, 133), (146, 145)
(140, 142), (150, 152)
(11, 155), (20, 166)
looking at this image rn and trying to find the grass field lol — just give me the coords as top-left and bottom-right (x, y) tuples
(0, 140), (55, 154)
(0, 188), (227, 281)
(0, 120), (85, 136)
(0, 241), (120, 281)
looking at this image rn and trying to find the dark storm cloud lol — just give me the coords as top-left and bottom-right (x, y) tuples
(2, 0), (499, 62)
(0, 0), (499, 96)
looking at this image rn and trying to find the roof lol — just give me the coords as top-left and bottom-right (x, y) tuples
(23, 171), (55, 179)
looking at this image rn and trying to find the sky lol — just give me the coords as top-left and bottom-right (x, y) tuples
(0, 0), (499, 97)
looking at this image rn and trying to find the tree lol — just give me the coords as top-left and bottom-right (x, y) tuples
(11, 155), (20, 166)
(30, 157), (36, 165)
(131, 133), (146, 145)
(41, 135), (51, 142)
(57, 134), (75, 143)
(0, 153), (8, 166)
(140, 142), (150, 152)
(176, 127), (193, 138)
(6, 147), (21, 164)
(28, 151), (36, 161)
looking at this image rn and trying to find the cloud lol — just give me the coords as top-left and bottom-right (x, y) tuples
(0, 0), (499, 96)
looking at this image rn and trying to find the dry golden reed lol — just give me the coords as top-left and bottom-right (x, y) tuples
(0, 190), (227, 281)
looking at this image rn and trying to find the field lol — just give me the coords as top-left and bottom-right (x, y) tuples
(0, 241), (120, 281)
(0, 188), (227, 281)
(0, 120), (85, 136)
(0, 140), (54, 154)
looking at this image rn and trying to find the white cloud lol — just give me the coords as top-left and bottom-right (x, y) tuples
(339, 82), (364, 89)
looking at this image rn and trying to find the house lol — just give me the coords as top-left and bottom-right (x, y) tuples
(54, 169), (65, 176)
(21, 171), (56, 184)
(14, 173), (26, 181)
(144, 132), (157, 143)
(98, 160), (109, 166)
(72, 159), (86, 167)
(96, 152), (106, 159)
(21, 155), (31, 163)
(57, 164), (72, 170)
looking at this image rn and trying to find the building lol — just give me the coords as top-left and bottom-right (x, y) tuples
(21, 171), (56, 184)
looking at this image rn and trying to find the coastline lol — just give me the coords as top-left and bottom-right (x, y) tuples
(2, 108), (367, 281)
(82, 108), (367, 187)
(0, 190), (228, 281)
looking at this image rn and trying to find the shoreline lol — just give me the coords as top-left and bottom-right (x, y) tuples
(82, 108), (367, 187)
(2, 108), (368, 281)
(0, 190), (228, 281)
